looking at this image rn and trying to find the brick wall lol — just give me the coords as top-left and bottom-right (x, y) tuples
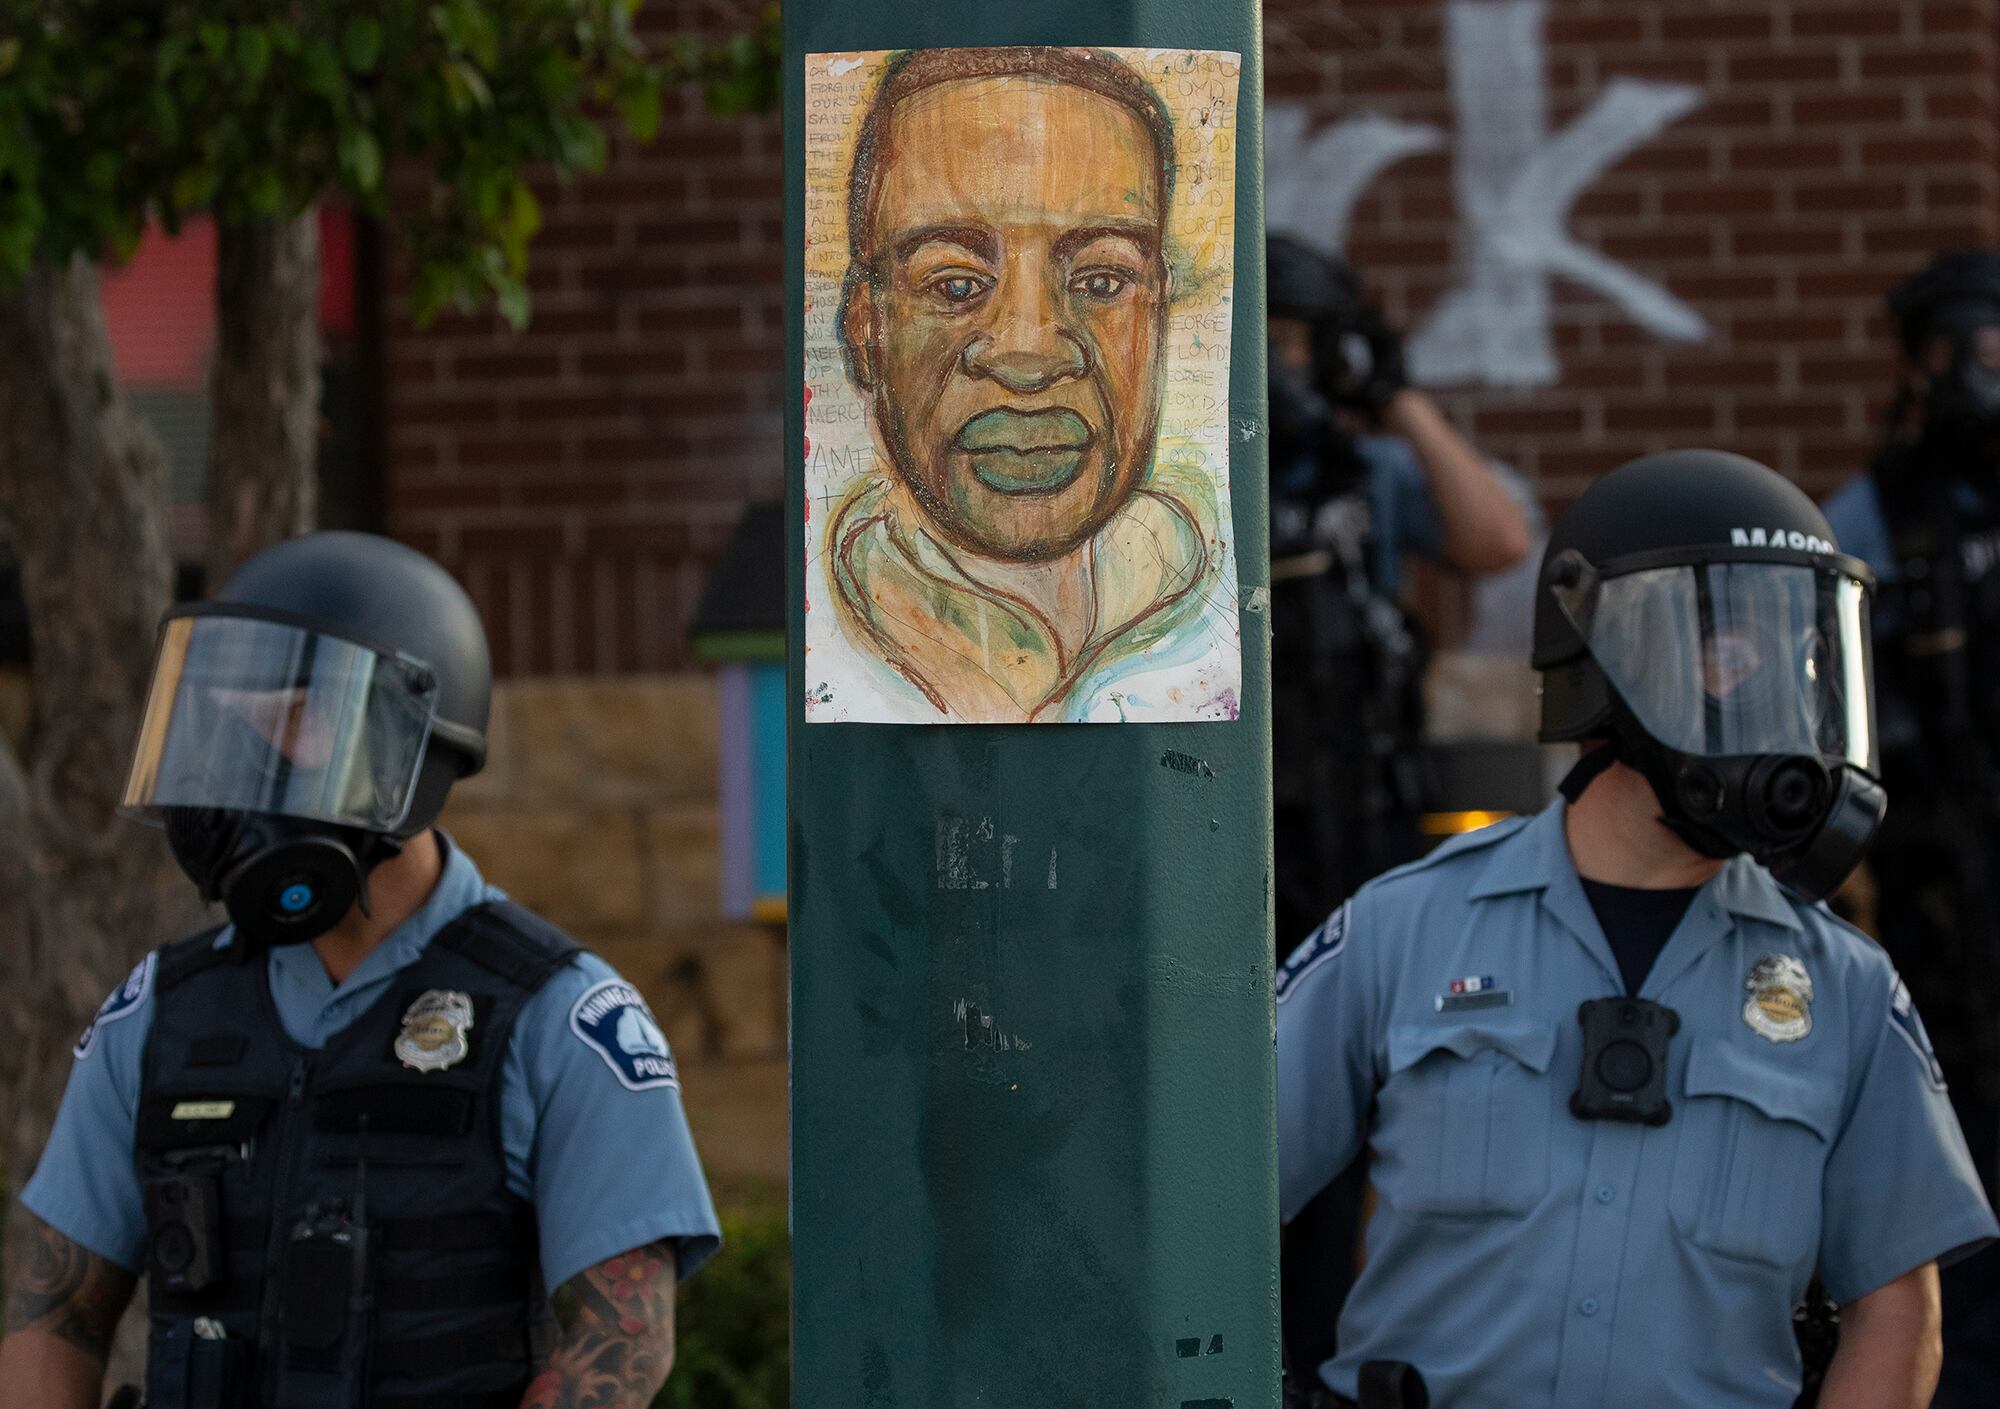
(1267, 0), (1999, 510)
(381, 0), (2000, 675)
(384, 1), (784, 677)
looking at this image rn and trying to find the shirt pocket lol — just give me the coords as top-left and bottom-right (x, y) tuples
(1382, 1019), (1561, 1218)
(1670, 1038), (1841, 1268)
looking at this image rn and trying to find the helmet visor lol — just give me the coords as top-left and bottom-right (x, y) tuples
(121, 614), (440, 832)
(1554, 561), (1876, 770)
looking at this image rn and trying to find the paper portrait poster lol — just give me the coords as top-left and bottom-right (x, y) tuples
(803, 46), (1244, 725)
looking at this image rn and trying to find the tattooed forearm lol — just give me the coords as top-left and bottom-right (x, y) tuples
(520, 1241), (677, 1409)
(2, 1216), (135, 1363)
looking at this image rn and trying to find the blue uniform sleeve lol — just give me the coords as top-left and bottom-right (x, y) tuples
(1361, 436), (1446, 584)
(1817, 972), (1999, 1305)
(1822, 476), (1894, 580)
(1277, 898), (1380, 1223)
(502, 953), (722, 1293)
(18, 955), (158, 1270)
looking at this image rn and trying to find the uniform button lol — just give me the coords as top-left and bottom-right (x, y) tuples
(1595, 1184), (1615, 1204)
(1579, 1297), (1600, 1317)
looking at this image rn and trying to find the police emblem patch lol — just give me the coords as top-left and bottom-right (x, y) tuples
(74, 953), (157, 1059)
(1743, 953), (1813, 1043)
(395, 989), (474, 1072)
(1277, 902), (1350, 1004)
(1890, 976), (1948, 1091)
(569, 980), (679, 1091)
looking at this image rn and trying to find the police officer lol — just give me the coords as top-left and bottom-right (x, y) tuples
(0, 533), (721, 1409)
(1268, 235), (1531, 1376)
(1823, 249), (2000, 1408)
(1279, 451), (1997, 1408)
(1267, 234), (1531, 939)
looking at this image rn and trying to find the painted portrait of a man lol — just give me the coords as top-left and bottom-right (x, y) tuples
(805, 46), (1242, 724)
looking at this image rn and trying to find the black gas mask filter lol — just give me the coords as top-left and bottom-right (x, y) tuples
(164, 806), (399, 950)
(1557, 720), (1886, 903)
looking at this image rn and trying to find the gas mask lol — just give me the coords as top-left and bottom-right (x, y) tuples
(1549, 548), (1887, 900)
(1915, 298), (2000, 456)
(123, 610), (440, 949)
(1269, 362), (1368, 507)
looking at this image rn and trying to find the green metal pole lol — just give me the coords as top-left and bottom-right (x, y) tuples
(786, 5), (1273, 1405)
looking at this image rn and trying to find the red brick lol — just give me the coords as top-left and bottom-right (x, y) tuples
(1863, 47), (1988, 83)
(1730, 136), (1844, 173)
(1787, 7), (1905, 41)
(1661, 12), (1774, 43)
(1727, 50), (1843, 85)
(1793, 178), (1908, 215)
(1791, 91), (1908, 128)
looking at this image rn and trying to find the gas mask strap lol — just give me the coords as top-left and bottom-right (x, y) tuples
(1559, 739), (1620, 804)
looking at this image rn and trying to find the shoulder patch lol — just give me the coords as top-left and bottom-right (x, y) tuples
(569, 979), (680, 1092)
(75, 953), (157, 1059)
(1277, 902), (1350, 1005)
(1889, 976), (1948, 1092)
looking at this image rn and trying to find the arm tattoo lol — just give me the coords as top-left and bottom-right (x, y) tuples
(3, 1216), (135, 1363)
(521, 1240), (678, 1409)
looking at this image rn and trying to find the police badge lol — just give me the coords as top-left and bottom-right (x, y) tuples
(1743, 954), (1814, 1043)
(395, 989), (474, 1072)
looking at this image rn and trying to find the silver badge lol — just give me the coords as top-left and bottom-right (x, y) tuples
(395, 989), (474, 1072)
(1743, 954), (1813, 1043)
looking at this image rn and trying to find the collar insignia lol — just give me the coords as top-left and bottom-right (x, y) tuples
(395, 989), (474, 1072)
(1743, 954), (1813, 1043)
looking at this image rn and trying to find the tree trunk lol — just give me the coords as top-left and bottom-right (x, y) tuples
(207, 210), (322, 588)
(0, 258), (176, 1290)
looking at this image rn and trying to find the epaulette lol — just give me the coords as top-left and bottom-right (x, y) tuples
(1365, 812), (1534, 892)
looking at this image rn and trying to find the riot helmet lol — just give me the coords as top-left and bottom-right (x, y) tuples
(1534, 450), (1885, 900)
(1887, 249), (2000, 453)
(122, 532), (491, 948)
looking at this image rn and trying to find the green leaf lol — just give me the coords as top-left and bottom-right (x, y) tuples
(85, 152), (119, 192)
(155, 31), (189, 78)
(342, 17), (382, 73)
(505, 182), (541, 242)
(303, 41), (343, 96)
(199, 23), (229, 63)
(236, 27), (271, 87)
(336, 127), (383, 191)
(170, 164), (219, 213)
(618, 74), (661, 143)
(0, 38), (20, 77)
(495, 276), (530, 330)
(151, 87), (181, 148)
(246, 169), (285, 215)
(443, 59), (492, 112)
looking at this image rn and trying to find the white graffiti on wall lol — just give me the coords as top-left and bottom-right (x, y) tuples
(1268, 0), (1709, 390)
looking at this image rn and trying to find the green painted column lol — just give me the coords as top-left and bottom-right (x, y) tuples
(785, 4), (1273, 1405)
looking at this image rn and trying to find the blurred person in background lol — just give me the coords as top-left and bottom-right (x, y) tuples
(1266, 235), (1530, 1379)
(1824, 248), (2000, 1408)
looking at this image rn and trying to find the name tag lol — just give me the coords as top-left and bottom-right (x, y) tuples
(1435, 990), (1513, 1013)
(170, 1100), (236, 1121)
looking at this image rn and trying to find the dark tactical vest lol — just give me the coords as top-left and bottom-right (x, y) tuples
(138, 901), (578, 1409)
(1269, 451), (1429, 947)
(1867, 450), (2000, 1121)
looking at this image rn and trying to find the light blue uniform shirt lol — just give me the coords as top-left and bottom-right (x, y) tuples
(1358, 435), (1447, 596)
(23, 835), (721, 1294)
(1278, 802), (1997, 1408)
(1822, 475), (1895, 581)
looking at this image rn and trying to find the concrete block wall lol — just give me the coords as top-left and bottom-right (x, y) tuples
(441, 675), (788, 1189)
